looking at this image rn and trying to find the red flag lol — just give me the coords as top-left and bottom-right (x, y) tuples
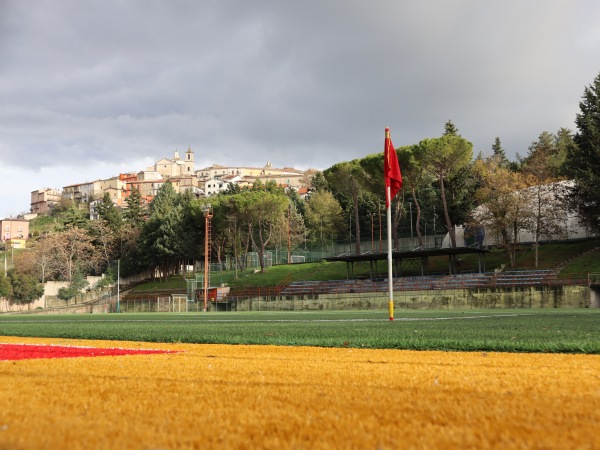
(384, 127), (402, 208)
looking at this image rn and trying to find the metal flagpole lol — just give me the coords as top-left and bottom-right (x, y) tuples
(384, 126), (401, 321)
(386, 186), (394, 321)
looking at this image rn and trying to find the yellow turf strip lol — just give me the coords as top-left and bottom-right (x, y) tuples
(0, 336), (599, 449)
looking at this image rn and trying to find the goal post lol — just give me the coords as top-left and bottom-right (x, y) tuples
(172, 294), (188, 312)
(291, 255), (305, 264)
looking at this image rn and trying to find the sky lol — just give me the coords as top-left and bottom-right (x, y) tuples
(1, 0), (599, 218)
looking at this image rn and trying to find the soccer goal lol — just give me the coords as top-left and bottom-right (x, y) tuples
(290, 255), (306, 263)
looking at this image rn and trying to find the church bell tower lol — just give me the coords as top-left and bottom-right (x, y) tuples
(185, 146), (195, 173)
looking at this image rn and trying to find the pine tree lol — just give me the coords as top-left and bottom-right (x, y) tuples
(96, 192), (122, 232)
(62, 203), (89, 229)
(443, 120), (459, 136)
(564, 72), (600, 233)
(140, 183), (183, 280)
(492, 137), (509, 168)
(123, 186), (146, 228)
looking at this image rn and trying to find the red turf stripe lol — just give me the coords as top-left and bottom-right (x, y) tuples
(0, 343), (176, 361)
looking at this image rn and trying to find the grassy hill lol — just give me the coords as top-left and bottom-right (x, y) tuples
(131, 238), (600, 293)
(28, 215), (61, 237)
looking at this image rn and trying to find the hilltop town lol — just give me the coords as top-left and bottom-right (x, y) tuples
(0, 149), (316, 249)
(29, 148), (316, 219)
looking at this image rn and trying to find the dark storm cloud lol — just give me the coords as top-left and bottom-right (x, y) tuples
(1, 0), (600, 216)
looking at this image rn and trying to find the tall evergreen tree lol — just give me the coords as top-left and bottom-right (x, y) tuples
(564, 72), (600, 233)
(492, 137), (510, 168)
(61, 203), (89, 229)
(140, 183), (183, 280)
(554, 127), (577, 176)
(123, 187), (146, 228)
(309, 171), (329, 193)
(396, 144), (432, 248)
(96, 192), (122, 232)
(421, 129), (473, 248)
(304, 190), (344, 246)
(324, 161), (365, 254)
(358, 151), (404, 249)
(445, 162), (480, 235)
(444, 120), (459, 136)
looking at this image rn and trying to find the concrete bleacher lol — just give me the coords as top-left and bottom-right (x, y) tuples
(493, 270), (557, 286)
(278, 270), (560, 296)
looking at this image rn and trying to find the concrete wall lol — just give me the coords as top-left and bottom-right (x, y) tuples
(591, 287), (600, 308)
(0, 276), (111, 312)
(231, 285), (591, 311)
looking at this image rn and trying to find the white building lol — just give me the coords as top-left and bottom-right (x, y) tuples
(202, 177), (235, 196)
(443, 181), (596, 248)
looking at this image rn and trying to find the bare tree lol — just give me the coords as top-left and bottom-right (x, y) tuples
(522, 132), (568, 267)
(52, 228), (97, 282)
(472, 156), (530, 267)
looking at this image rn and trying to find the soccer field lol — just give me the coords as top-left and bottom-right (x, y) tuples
(1, 335), (599, 449)
(2, 310), (599, 448)
(1, 308), (598, 353)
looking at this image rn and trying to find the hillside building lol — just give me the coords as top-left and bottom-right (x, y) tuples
(30, 188), (62, 215)
(0, 218), (29, 248)
(63, 177), (126, 208)
(149, 148), (195, 178)
(32, 149), (317, 215)
(196, 162), (311, 195)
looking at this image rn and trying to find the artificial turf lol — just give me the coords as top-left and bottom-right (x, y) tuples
(1, 308), (599, 353)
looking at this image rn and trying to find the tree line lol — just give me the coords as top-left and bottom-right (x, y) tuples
(1, 71), (599, 307)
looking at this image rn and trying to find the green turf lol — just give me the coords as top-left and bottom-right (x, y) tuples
(1, 309), (599, 354)
(128, 238), (600, 293)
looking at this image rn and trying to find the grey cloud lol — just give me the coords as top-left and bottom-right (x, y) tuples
(1, 0), (600, 217)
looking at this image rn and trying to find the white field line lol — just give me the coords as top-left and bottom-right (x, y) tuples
(0, 313), (536, 324)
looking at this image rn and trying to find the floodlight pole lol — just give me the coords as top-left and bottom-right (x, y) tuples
(287, 206), (291, 264)
(203, 204), (213, 312)
(117, 259), (120, 313)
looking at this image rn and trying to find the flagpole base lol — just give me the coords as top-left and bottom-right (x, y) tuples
(388, 300), (394, 321)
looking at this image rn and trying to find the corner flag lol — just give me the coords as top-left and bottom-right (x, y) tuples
(384, 127), (402, 208)
(384, 127), (402, 321)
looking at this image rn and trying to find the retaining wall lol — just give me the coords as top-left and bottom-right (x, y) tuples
(232, 285), (590, 311)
